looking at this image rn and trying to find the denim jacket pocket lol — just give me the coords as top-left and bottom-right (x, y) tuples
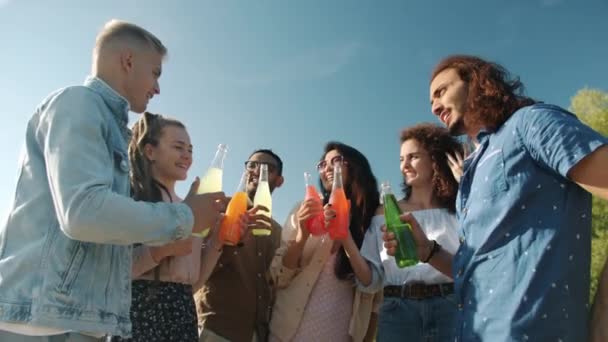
(59, 242), (86, 294)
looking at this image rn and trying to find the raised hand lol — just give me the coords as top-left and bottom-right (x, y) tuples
(295, 199), (322, 241)
(445, 150), (465, 183)
(183, 177), (228, 235)
(237, 205), (272, 243)
(382, 212), (432, 261)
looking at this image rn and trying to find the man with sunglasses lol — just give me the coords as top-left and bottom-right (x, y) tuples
(196, 149), (285, 342)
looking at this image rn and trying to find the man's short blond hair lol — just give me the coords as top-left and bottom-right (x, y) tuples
(94, 19), (167, 57)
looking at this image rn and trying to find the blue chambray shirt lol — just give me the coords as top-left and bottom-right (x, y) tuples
(453, 104), (607, 341)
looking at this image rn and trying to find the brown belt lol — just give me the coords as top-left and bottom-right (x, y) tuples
(384, 283), (454, 300)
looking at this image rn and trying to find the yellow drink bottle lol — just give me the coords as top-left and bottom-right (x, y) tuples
(252, 164), (272, 236)
(193, 144), (227, 238)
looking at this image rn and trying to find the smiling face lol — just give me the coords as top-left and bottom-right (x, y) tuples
(430, 68), (469, 136)
(245, 152), (283, 198)
(146, 125), (192, 183)
(400, 139), (434, 188)
(318, 149), (349, 192)
(123, 48), (163, 113)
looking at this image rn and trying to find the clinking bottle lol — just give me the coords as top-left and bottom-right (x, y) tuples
(327, 163), (349, 240)
(303, 171), (326, 236)
(252, 164), (272, 236)
(381, 181), (418, 267)
(218, 171), (249, 246)
(193, 143), (227, 238)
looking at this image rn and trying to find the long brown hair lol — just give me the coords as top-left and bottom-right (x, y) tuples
(129, 111), (185, 202)
(431, 55), (537, 133)
(319, 142), (380, 280)
(400, 123), (462, 213)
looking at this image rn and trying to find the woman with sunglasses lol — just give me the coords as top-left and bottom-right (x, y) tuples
(269, 142), (382, 342)
(359, 123), (462, 342)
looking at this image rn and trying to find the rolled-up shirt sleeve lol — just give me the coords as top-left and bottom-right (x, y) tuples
(517, 104), (608, 178)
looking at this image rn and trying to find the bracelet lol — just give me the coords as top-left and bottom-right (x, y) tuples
(423, 240), (441, 263)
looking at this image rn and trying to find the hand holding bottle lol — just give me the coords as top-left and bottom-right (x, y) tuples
(382, 212), (433, 261)
(183, 177), (227, 236)
(380, 181), (418, 267)
(295, 201), (319, 242)
(217, 171), (250, 246)
(239, 205), (272, 243)
(195, 144), (228, 238)
(302, 172), (326, 235)
(296, 198), (323, 239)
(323, 203), (351, 241)
(326, 163), (349, 240)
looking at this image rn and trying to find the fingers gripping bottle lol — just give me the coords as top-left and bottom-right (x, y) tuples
(219, 171), (249, 246)
(381, 181), (418, 267)
(303, 172), (326, 236)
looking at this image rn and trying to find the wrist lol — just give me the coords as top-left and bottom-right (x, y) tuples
(295, 228), (309, 244)
(343, 235), (357, 254)
(422, 240), (441, 263)
(149, 247), (166, 263)
(207, 235), (223, 253)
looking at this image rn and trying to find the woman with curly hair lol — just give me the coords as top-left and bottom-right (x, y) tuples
(358, 123), (462, 342)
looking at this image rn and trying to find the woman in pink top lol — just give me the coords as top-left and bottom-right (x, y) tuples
(111, 112), (199, 341)
(269, 141), (381, 342)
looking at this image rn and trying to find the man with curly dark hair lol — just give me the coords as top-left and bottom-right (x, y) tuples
(384, 55), (608, 341)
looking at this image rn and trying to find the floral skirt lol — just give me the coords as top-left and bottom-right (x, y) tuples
(111, 280), (198, 342)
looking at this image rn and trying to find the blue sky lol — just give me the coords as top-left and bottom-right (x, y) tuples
(1, 0), (607, 225)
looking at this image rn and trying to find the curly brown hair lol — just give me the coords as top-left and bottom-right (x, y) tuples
(431, 55), (537, 133)
(400, 123), (462, 212)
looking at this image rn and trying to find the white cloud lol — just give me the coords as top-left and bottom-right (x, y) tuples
(224, 42), (361, 86)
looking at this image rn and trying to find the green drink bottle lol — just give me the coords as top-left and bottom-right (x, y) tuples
(381, 181), (418, 268)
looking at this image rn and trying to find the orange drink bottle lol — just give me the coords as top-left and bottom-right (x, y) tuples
(327, 163), (349, 240)
(219, 171), (248, 246)
(303, 172), (326, 236)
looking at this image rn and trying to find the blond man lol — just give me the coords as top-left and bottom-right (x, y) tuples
(0, 20), (226, 341)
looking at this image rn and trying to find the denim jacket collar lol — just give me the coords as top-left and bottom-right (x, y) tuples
(84, 76), (130, 130)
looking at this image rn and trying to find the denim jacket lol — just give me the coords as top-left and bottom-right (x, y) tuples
(0, 77), (194, 337)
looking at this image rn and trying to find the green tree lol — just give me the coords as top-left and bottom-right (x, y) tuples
(569, 88), (608, 300)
